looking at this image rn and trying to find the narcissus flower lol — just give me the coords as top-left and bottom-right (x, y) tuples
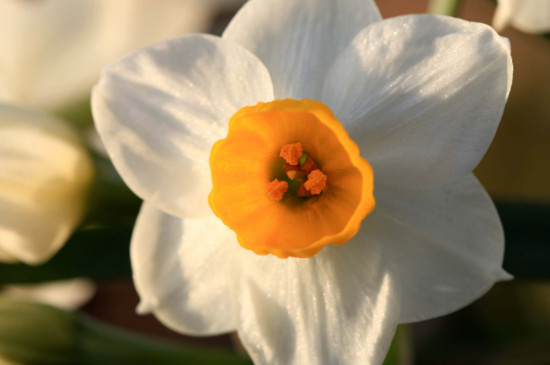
(93, 0), (513, 363)
(0, 105), (93, 264)
(0, 0), (241, 111)
(493, 0), (550, 33)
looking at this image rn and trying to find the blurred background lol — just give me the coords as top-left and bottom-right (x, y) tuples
(0, 0), (549, 364)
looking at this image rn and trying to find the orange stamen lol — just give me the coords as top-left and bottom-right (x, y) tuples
(304, 169), (327, 195)
(280, 142), (303, 165)
(297, 181), (312, 197)
(266, 179), (288, 201)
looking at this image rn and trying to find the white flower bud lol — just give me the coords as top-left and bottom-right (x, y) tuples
(0, 105), (93, 264)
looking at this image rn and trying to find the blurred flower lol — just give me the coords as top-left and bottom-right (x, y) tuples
(493, 0), (550, 33)
(0, 0), (243, 111)
(0, 105), (93, 264)
(1, 279), (95, 310)
(92, 0), (512, 363)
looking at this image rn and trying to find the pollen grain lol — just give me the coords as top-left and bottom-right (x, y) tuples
(280, 142), (303, 165)
(266, 179), (288, 201)
(304, 169), (327, 195)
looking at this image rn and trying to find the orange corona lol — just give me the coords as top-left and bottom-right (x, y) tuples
(209, 99), (375, 258)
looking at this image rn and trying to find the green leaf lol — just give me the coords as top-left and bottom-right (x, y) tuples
(382, 326), (412, 365)
(0, 300), (252, 365)
(0, 300), (75, 364)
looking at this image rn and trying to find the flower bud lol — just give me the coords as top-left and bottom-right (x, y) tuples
(0, 105), (94, 264)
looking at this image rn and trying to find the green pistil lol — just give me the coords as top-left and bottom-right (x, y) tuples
(298, 152), (308, 166)
(285, 176), (301, 195)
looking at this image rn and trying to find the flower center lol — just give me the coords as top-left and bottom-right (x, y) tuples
(266, 142), (328, 201)
(209, 99), (375, 259)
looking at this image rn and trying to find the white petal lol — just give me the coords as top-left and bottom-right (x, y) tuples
(131, 203), (238, 335)
(223, 0), (382, 100)
(1, 278), (96, 310)
(0, 105), (93, 265)
(365, 174), (509, 323)
(232, 239), (400, 365)
(93, 34), (274, 218)
(322, 15), (512, 187)
(495, 0), (550, 33)
(0, 0), (220, 110)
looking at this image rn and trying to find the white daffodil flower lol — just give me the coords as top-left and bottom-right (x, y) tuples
(1, 278), (96, 310)
(92, 0), (513, 363)
(0, 105), (93, 265)
(0, 0), (241, 111)
(493, 0), (550, 33)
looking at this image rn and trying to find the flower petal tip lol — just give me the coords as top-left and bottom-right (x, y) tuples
(136, 299), (157, 315)
(497, 269), (514, 281)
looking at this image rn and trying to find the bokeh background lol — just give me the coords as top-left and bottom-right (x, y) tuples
(1, 0), (549, 364)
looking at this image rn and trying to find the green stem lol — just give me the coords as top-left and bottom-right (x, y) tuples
(428, 0), (462, 16)
(0, 300), (251, 365)
(77, 315), (251, 365)
(383, 326), (413, 365)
